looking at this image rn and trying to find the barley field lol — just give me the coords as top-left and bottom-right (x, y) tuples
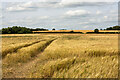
(1, 34), (119, 78)
(33, 30), (120, 34)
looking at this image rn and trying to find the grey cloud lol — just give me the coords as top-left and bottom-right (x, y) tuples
(6, 1), (114, 12)
(58, 2), (113, 8)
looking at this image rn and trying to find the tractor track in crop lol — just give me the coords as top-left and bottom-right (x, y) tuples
(3, 38), (57, 78)
(2, 39), (47, 59)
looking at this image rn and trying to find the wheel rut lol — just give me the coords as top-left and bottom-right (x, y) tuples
(3, 38), (57, 78)
(2, 40), (46, 58)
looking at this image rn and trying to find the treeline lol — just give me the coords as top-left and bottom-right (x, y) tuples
(102, 25), (120, 30)
(1, 26), (48, 34)
(86, 26), (120, 34)
(1, 25), (120, 34)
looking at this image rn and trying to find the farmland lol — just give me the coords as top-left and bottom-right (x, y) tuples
(1, 34), (118, 78)
(33, 30), (120, 34)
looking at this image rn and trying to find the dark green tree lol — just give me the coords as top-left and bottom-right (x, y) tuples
(52, 28), (55, 30)
(1, 26), (49, 34)
(94, 28), (99, 33)
(70, 30), (74, 33)
(106, 26), (120, 30)
(2, 26), (32, 34)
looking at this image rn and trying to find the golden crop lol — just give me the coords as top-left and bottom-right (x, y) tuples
(1, 34), (118, 78)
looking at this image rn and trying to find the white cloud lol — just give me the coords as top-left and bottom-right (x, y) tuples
(6, 2), (37, 11)
(83, 25), (89, 29)
(59, 0), (118, 3)
(10, 19), (33, 23)
(1, 0), (119, 2)
(88, 18), (101, 23)
(6, 0), (116, 12)
(7, 6), (25, 11)
(6, 2), (59, 11)
(89, 19), (96, 22)
(51, 20), (58, 23)
(2, 0), (118, 30)
(96, 11), (101, 15)
(58, 0), (116, 7)
(88, 15), (117, 24)
(22, 2), (35, 8)
(110, 10), (118, 14)
(9, 16), (49, 24)
(64, 10), (90, 17)
(104, 16), (108, 19)
(0, 14), (2, 18)
(78, 22), (89, 25)
(0, 15), (3, 18)
(39, 16), (49, 19)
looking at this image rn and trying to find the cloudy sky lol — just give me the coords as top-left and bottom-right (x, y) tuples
(0, 0), (119, 30)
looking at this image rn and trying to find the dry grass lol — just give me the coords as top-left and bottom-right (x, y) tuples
(3, 39), (54, 65)
(2, 34), (118, 78)
(26, 34), (118, 78)
(2, 35), (56, 58)
(2, 40), (41, 58)
(2, 35), (57, 77)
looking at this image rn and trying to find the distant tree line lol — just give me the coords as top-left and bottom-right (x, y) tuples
(1, 26), (48, 34)
(31, 28), (48, 31)
(101, 25), (120, 30)
(87, 26), (120, 34)
(86, 28), (120, 34)
(1, 25), (120, 34)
